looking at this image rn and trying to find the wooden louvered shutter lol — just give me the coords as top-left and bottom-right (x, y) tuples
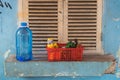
(19, 0), (103, 57)
(28, 0), (59, 57)
(67, 0), (102, 54)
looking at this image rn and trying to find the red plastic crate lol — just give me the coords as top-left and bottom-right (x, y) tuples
(47, 44), (84, 61)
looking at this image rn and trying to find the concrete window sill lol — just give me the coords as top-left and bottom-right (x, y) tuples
(4, 54), (115, 77)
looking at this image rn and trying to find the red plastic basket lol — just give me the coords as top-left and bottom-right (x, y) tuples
(47, 43), (84, 61)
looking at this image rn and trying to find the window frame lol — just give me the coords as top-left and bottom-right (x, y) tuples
(18, 0), (103, 54)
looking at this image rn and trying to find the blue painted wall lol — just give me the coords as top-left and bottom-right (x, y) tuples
(0, 0), (120, 80)
(103, 0), (120, 57)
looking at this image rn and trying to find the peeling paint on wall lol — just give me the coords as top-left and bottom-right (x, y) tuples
(54, 72), (78, 77)
(4, 49), (10, 59)
(113, 18), (120, 22)
(18, 73), (24, 77)
(55, 72), (67, 77)
(35, 63), (39, 66)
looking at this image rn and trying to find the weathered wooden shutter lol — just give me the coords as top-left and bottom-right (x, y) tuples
(67, 0), (102, 53)
(19, 0), (102, 57)
(28, 0), (58, 57)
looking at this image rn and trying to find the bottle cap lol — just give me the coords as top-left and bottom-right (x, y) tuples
(21, 22), (27, 27)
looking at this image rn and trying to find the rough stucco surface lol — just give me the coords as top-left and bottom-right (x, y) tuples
(0, 0), (120, 80)
(5, 55), (115, 77)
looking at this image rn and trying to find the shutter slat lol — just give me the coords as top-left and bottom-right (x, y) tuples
(68, 30), (96, 33)
(69, 6), (96, 9)
(33, 45), (46, 48)
(29, 0), (57, 1)
(29, 14), (57, 17)
(68, 0), (97, 1)
(69, 13), (96, 15)
(85, 47), (96, 50)
(32, 31), (57, 34)
(33, 35), (58, 37)
(29, 10), (58, 13)
(29, 3), (57, 6)
(68, 17), (96, 19)
(33, 54), (47, 57)
(68, 34), (96, 36)
(29, 21), (57, 23)
(32, 48), (46, 51)
(69, 24), (96, 30)
(30, 28), (57, 30)
(69, 3), (96, 5)
(68, 37), (96, 40)
(29, 7), (57, 9)
(29, 24), (57, 27)
(82, 44), (96, 46)
(68, 9), (96, 13)
(78, 41), (96, 43)
(29, 17), (57, 20)
(32, 38), (58, 40)
(68, 23), (96, 26)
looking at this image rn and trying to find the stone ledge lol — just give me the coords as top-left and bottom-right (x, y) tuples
(4, 54), (115, 77)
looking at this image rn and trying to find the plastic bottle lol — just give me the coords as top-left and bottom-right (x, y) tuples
(16, 22), (32, 61)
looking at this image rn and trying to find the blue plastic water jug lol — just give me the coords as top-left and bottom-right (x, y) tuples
(16, 22), (32, 61)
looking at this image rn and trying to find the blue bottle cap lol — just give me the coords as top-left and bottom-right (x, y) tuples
(21, 22), (27, 27)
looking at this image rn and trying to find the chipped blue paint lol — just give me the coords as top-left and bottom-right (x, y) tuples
(0, 0), (120, 80)
(5, 61), (112, 77)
